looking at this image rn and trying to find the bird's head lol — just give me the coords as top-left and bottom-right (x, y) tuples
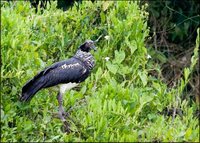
(79, 40), (96, 52)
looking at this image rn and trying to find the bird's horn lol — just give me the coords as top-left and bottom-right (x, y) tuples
(94, 34), (103, 43)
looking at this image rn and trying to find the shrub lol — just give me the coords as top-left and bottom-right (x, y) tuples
(1, 1), (199, 142)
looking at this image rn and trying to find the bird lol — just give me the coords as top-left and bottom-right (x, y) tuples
(20, 40), (97, 121)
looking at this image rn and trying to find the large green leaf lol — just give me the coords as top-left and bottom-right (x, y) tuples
(113, 50), (125, 64)
(106, 62), (119, 74)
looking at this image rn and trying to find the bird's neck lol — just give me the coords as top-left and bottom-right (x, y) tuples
(74, 50), (95, 70)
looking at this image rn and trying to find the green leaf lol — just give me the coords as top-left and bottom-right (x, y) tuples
(140, 95), (153, 105)
(106, 62), (118, 74)
(138, 71), (147, 86)
(102, 1), (113, 11)
(184, 67), (190, 81)
(1, 109), (4, 120)
(114, 50), (125, 64)
(125, 39), (137, 54)
(95, 67), (103, 79)
(185, 128), (192, 139)
(118, 65), (131, 75)
(81, 85), (87, 94)
(51, 135), (61, 141)
(24, 120), (33, 132)
(156, 51), (167, 63)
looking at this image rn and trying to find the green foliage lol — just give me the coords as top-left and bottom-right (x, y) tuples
(1, 1), (199, 142)
(146, 0), (199, 44)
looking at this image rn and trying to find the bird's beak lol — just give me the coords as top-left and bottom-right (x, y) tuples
(92, 45), (97, 51)
(94, 34), (103, 43)
(92, 35), (103, 51)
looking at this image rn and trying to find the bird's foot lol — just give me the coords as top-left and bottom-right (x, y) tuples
(52, 112), (72, 133)
(57, 110), (70, 120)
(58, 111), (72, 133)
(62, 111), (70, 117)
(62, 120), (72, 133)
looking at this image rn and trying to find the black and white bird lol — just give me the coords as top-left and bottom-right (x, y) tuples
(20, 40), (96, 121)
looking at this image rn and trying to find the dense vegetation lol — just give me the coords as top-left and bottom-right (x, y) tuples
(144, 0), (200, 104)
(1, 1), (199, 142)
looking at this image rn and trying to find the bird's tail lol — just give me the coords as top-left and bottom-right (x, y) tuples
(20, 71), (45, 102)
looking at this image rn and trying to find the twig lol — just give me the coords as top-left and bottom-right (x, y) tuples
(172, 106), (176, 123)
(172, 86), (179, 123)
(153, 17), (157, 51)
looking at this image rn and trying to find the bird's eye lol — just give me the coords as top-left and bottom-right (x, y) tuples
(88, 43), (92, 47)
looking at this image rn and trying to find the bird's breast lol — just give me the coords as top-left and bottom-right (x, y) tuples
(59, 83), (78, 94)
(74, 50), (95, 70)
(85, 57), (95, 70)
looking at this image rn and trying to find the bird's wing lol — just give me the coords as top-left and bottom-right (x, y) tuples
(21, 57), (89, 102)
(42, 57), (89, 88)
(22, 60), (71, 92)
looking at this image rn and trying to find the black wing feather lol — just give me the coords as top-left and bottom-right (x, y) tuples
(20, 57), (89, 102)
(43, 58), (89, 88)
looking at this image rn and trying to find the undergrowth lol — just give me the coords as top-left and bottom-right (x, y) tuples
(1, 1), (199, 142)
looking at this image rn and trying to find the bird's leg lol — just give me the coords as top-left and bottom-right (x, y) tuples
(57, 92), (66, 121)
(57, 92), (72, 133)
